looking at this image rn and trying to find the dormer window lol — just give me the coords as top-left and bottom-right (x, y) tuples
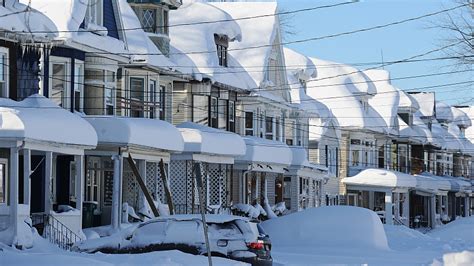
(214, 34), (228, 67)
(398, 112), (412, 126)
(86, 0), (103, 26)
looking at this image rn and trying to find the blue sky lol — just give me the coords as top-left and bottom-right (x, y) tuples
(277, 0), (473, 105)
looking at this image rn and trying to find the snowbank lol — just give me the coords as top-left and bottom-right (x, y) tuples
(262, 206), (389, 251)
(441, 251), (474, 266)
(428, 216), (474, 247)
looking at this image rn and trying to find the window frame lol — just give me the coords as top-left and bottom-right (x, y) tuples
(265, 116), (274, 140)
(129, 76), (145, 118)
(49, 56), (70, 109)
(104, 70), (116, 116)
(73, 61), (85, 112)
(86, 0), (103, 27)
(209, 96), (219, 128)
(0, 47), (8, 98)
(245, 111), (254, 136)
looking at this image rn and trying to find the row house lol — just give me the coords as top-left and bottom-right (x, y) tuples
(213, 2), (325, 214)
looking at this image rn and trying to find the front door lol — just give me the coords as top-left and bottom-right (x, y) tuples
(347, 193), (358, 206)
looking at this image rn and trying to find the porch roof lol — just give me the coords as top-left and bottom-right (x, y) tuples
(177, 122), (246, 157)
(416, 172), (472, 193)
(0, 95), (97, 149)
(414, 173), (451, 192)
(236, 136), (292, 167)
(85, 116), (184, 152)
(288, 146), (327, 180)
(342, 169), (417, 189)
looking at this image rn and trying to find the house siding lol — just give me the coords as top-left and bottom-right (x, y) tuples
(103, 0), (120, 39)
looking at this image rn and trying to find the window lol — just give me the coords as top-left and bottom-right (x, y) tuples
(214, 34), (228, 67)
(351, 148), (360, 166)
(86, 158), (101, 203)
(159, 85), (166, 120)
(0, 47), (8, 98)
(73, 63), (84, 112)
(105, 71), (116, 115)
(130, 77), (145, 117)
(399, 113), (411, 126)
(51, 63), (67, 108)
(218, 99), (227, 130)
(0, 160), (6, 204)
(245, 112), (254, 136)
(149, 80), (157, 118)
(265, 116), (274, 140)
(210, 97), (218, 128)
(228, 101), (235, 132)
(275, 117), (281, 141)
(142, 8), (156, 33)
(86, 0), (103, 26)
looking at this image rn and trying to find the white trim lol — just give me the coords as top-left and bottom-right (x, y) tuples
(49, 56), (71, 109)
(0, 47), (9, 98)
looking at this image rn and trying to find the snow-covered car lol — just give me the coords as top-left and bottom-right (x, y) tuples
(79, 215), (272, 266)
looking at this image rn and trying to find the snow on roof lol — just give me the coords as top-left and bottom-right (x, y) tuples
(118, 0), (176, 70)
(408, 92), (435, 118)
(450, 106), (471, 128)
(177, 122), (246, 157)
(419, 172), (470, 192)
(210, 1), (279, 88)
(435, 101), (453, 122)
(364, 69), (400, 135)
(431, 122), (464, 151)
(398, 89), (420, 111)
(1, 0), (57, 39)
(0, 95), (97, 148)
(236, 136), (292, 166)
(414, 173), (451, 192)
(447, 123), (474, 156)
(85, 116), (184, 152)
(169, 1), (256, 89)
(412, 112), (438, 146)
(398, 117), (421, 143)
(342, 168), (417, 188)
(458, 106), (474, 143)
(288, 146), (327, 179)
(26, 0), (128, 56)
(306, 58), (386, 133)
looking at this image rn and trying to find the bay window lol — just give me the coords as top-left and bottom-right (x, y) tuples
(0, 47), (8, 98)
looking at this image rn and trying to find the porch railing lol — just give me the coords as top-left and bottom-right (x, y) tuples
(31, 213), (82, 251)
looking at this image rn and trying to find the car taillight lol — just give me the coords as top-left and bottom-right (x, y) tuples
(247, 241), (264, 250)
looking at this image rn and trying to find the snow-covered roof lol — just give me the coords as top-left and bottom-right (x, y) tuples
(288, 146), (327, 179)
(169, 1), (256, 90)
(431, 122), (464, 151)
(435, 101), (454, 122)
(414, 173), (451, 192)
(0, 95), (97, 148)
(236, 136), (292, 167)
(306, 58), (386, 133)
(458, 106), (474, 143)
(1, 0), (57, 39)
(418, 172), (471, 192)
(398, 89), (420, 111)
(85, 116), (184, 152)
(210, 1), (279, 88)
(408, 92), (435, 118)
(365, 69), (400, 135)
(450, 106), (471, 128)
(177, 122), (246, 157)
(342, 169), (417, 188)
(412, 112), (438, 146)
(26, 0), (129, 58)
(118, 0), (176, 70)
(447, 123), (474, 156)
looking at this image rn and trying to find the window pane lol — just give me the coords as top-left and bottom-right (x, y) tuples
(51, 64), (66, 107)
(143, 9), (156, 33)
(218, 99), (227, 130)
(245, 112), (253, 136)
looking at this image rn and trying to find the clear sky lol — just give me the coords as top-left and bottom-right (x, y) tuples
(277, 0), (473, 106)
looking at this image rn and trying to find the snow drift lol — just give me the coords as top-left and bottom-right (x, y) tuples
(262, 206), (389, 251)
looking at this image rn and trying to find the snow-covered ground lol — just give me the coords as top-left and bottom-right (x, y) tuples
(262, 206), (474, 265)
(1, 207), (473, 265)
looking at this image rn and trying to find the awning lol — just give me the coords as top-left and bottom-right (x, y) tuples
(0, 95), (97, 153)
(287, 146), (327, 180)
(175, 122), (246, 164)
(342, 168), (417, 189)
(85, 116), (183, 153)
(235, 136), (292, 173)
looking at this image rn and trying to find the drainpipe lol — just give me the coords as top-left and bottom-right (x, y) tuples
(242, 166), (252, 204)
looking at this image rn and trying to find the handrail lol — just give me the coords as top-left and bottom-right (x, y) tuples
(31, 212), (82, 251)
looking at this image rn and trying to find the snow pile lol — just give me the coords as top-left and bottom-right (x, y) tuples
(428, 216), (474, 248)
(441, 251), (474, 266)
(262, 206), (389, 251)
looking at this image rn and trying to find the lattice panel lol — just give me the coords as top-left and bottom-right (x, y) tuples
(207, 164), (227, 207)
(123, 168), (139, 210)
(146, 162), (160, 202)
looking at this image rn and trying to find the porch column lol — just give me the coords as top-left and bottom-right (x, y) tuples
(9, 147), (19, 245)
(430, 195), (437, 228)
(402, 192), (410, 226)
(393, 193), (400, 220)
(111, 155), (122, 230)
(23, 149), (31, 206)
(255, 173), (260, 204)
(464, 196), (469, 217)
(385, 191), (393, 225)
(44, 151), (53, 214)
(74, 155), (84, 227)
(369, 191), (375, 210)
